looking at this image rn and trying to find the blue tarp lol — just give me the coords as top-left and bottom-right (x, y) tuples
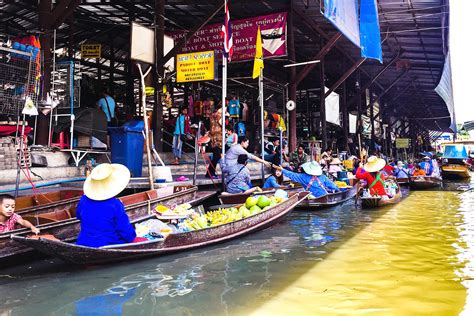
(322, 0), (360, 48)
(360, 0), (383, 63)
(442, 145), (468, 159)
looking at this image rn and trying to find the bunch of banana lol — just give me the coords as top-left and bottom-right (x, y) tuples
(334, 181), (348, 188)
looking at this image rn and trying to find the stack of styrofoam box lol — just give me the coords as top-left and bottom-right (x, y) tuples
(0, 136), (31, 170)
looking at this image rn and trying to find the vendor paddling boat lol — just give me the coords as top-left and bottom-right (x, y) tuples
(0, 185), (215, 266)
(12, 191), (309, 265)
(409, 176), (442, 190)
(360, 183), (402, 208)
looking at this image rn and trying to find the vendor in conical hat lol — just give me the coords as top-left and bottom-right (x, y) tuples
(356, 156), (388, 196)
(76, 163), (137, 248)
(328, 157), (343, 180)
(272, 161), (340, 198)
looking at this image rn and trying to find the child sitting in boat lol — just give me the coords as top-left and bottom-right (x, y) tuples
(263, 167), (285, 189)
(0, 194), (40, 234)
(412, 164), (427, 177)
(76, 163), (138, 248)
(272, 161), (340, 198)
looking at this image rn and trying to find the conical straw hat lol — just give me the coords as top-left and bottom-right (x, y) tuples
(83, 163), (130, 201)
(363, 156), (386, 172)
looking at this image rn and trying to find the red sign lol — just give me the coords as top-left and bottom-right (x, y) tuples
(169, 12), (287, 62)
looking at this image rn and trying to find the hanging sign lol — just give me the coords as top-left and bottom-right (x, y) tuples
(395, 138), (410, 149)
(176, 50), (217, 83)
(169, 12), (287, 62)
(81, 44), (101, 58)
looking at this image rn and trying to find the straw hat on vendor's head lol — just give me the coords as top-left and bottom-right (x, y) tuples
(329, 157), (342, 165)
(83, 163), (130, 201)
(301, 161), (323, 176)
(363, 156), (386, 173)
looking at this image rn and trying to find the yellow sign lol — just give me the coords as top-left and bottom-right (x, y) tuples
(396, 138), (410, 149)
(176, 50), (216, 83)
(81, 44), (101, 58)
(145, 86), (155, 96)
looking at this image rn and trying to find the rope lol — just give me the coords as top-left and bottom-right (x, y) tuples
(200, 148), (219, 190)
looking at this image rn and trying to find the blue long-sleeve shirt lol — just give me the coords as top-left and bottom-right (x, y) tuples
(76, 196), (136, 248)
(282, 169), (339, 198)
(263, 176), (281, 189)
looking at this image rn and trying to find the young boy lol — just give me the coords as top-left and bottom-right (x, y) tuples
(0, 194), (40, 234)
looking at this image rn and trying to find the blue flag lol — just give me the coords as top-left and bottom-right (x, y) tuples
(360, 0), (383, 62)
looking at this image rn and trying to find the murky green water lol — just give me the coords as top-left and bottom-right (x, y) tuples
(1, 183), (473, 315)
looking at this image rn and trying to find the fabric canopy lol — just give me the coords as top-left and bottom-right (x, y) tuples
(53, 108), (108, 143)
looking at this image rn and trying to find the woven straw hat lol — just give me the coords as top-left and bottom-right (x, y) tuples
(330, 157), (342, 165)
(301, 161), (323, 176)
(364, 156), (386, 173)
(83, 163), (130, 201)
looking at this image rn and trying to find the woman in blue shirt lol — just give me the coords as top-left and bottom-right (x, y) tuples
(76, 163), (136, 248)
(225, 154), (259, 194)
(273, 161), (340, 198)
(263, 167), (285, 189)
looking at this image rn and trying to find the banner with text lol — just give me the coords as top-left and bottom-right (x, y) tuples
(169, 12), (287, 62)
(176, 50), (217, 83)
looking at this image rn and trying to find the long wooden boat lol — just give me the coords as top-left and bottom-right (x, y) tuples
(15, 189), (83, 216)
(296, 185), (358, 210)
(360, 183), (402, 208)
(218, 188), (275, 204)
(0, 185), (215, 266)
(441, 164), (470, 179)
(11, 192), (309, 265)
(396, 177), (410, 186)
(409, 176), (442, 190)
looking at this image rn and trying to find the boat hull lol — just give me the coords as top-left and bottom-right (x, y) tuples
(296, 185), (358, 210)
(0, 186), (215, 266)
(361, 185), (402, 208)
(441, 165), (470, 179)
(12, 192), (308, 265)
(409, 176), (442, 190)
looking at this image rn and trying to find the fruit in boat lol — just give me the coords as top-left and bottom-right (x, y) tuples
(249, 205), (262, 215)
(245, 196), (258, 208)
(257, 196), (271, 208)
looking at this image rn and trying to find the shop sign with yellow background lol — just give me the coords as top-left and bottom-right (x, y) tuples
(81, 44), (101, 58)
(176, 50), (216, 83)
(395, 138), (411, 148)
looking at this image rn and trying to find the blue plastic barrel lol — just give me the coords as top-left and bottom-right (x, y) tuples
(108, 121), (145, 177)
(336, 171), (350, 185)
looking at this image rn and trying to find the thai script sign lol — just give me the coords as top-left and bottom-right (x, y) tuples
(169, 12), (287, 62)
(176, 50), (217, 83)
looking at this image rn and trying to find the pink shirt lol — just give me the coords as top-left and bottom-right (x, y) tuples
(0, 213), (22, 233)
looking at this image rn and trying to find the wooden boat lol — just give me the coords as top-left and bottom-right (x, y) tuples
(218, 188), (275, 205)
(15, 190), (83, 214)
(0, 185), (215, 266)
(360, 183), (402, 208)
(441, 164), (470, 179)
(409, 176), (442, 190)
(396, 177), (410, 186)
(11, 191), (309, 265)
(296, 184), (358, 210)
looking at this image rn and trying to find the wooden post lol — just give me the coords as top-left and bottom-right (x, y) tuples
(126, 0), (136, 115)
(356, 70), (362, 150)
(341, 61), (349, 152)
(153, 0), (165, 151)
(288, 1), (297, 152)
(319, 56), (327, 150)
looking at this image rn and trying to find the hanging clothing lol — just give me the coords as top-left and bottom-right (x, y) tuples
(234, 121), (246, 137)
(194, 101), (203, 116)
(203, 100), (213, 118)
(228, 99), (240, 118)
(242, 102), (249, 121)
(277, 115), (287, 132)
(188, 95), (194, 117)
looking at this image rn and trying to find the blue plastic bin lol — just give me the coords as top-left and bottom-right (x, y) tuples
(108, 121), (145, 177)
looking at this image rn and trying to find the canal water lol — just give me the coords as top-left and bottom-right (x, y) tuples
(1, 182), (473, 315)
